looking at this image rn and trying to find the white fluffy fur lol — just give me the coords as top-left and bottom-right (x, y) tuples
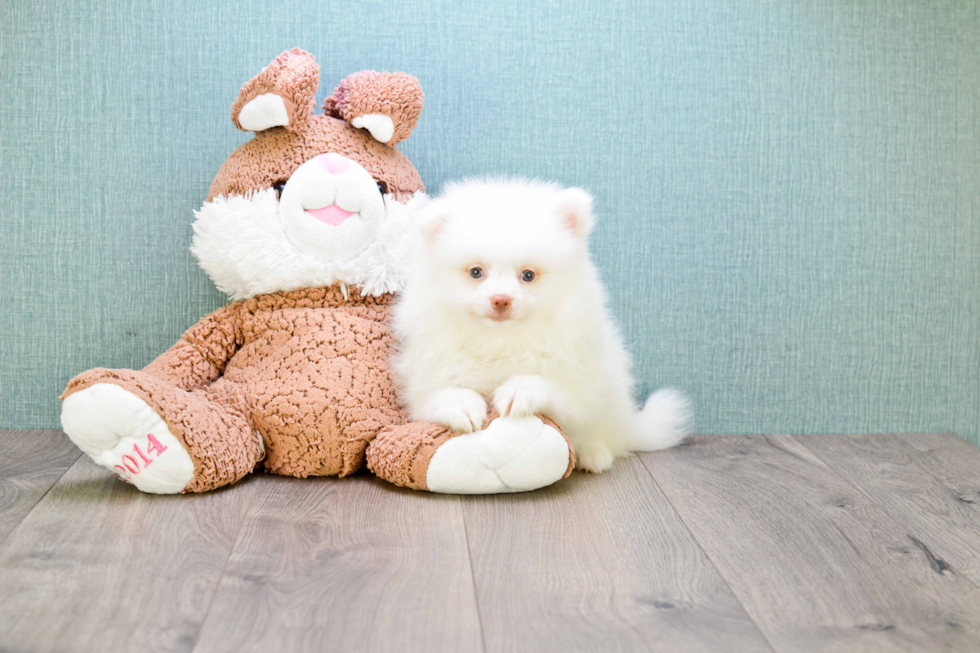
(191, 189), (426, 300)
(392, 178), (690, 472)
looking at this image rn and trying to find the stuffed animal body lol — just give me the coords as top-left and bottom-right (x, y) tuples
(59, 49), (574, 495)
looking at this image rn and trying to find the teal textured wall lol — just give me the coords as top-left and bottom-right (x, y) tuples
(1, 1), (978, 441)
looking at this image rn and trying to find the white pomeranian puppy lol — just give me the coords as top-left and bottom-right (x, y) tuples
(392, 178), (690, 472)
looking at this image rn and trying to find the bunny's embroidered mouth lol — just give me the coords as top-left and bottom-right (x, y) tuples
(306, 205), (355, 226)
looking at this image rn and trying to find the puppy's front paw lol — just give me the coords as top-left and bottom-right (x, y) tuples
(575, 443), (616, 473)
(418, 388), (488, 433)
(493, 375), (551, 418)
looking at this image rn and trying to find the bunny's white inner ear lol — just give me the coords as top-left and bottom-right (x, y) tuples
(352, 114), (395, 143)
(238, 93), (289, 131)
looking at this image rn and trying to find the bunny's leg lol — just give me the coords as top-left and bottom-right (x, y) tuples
(61, 371), (261, 494)
(366, 413), (574, 494)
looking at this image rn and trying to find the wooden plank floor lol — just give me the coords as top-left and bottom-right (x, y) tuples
(1, 431), (979, 652)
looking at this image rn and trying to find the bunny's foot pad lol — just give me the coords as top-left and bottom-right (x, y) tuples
(61, 383), (195, 494)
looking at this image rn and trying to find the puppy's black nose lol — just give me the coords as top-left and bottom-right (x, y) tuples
(491, 295), (512, 312)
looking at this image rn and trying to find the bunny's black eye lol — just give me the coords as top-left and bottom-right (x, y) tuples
(520, 270), (536, 283)
(272, 181), (287, 199)
(469, 267), (484, 280)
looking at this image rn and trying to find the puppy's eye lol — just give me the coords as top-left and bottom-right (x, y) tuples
(376, 181), (387, 195)
(520, 270), (536, 283)
(469, 267), (484, 280)
(272, 181), (287, 199)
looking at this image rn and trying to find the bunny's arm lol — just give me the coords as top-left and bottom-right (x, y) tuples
(141, 304), (243, 392)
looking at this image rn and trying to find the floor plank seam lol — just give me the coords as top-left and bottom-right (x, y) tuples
(189, 488), (259, 653)
(459, 495), (489, 653)
(790, 435), (980, 593)
(634, 452), (779, 653)
(0, 449), (83, 549)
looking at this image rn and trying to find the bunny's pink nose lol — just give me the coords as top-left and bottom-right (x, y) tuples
(316, 152), (350, 175)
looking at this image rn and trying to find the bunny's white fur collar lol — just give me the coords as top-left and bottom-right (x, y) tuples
(191, 189), (426, 301)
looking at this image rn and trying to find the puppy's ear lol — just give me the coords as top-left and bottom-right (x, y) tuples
(323, 71), (423, 146)
(416, 202), (450, 242)
(556, 187), (594, 239)
(231, 49), (319, 133)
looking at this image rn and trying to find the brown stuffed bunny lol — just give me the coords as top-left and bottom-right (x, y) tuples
(60, 49), (574, 495)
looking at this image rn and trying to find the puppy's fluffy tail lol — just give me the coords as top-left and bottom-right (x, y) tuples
(627, 388), (692, 451)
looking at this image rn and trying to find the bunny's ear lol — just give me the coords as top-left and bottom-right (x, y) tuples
(231, 49), (319, 133)
(323, 71), (423, 146)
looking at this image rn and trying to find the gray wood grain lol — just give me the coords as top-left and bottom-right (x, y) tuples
(894, 433), (980, 515)
(5, 432), (980, 653)
(800, 434), (980, 587)
(0, 455), (258, 653)
(461, 455), (773, 653)
(0, 429), (81, 544)
(193, 473), (484, 653)
(642, 434), (980, 653)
